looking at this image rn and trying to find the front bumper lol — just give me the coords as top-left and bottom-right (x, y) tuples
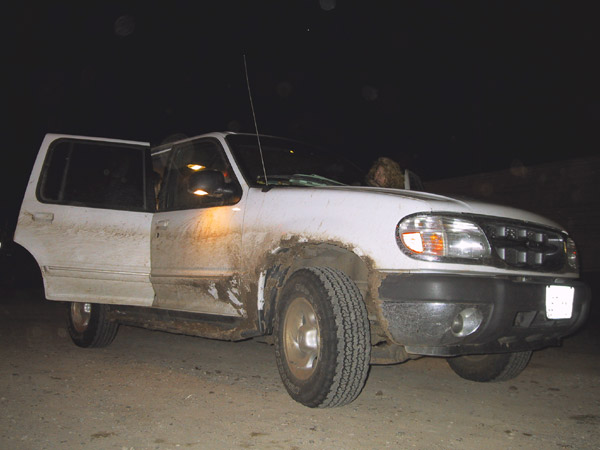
(378, 273), (591, 357)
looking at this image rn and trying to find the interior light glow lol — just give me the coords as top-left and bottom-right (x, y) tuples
(193, 189), (208, 196)
(187, 164), (205, 171)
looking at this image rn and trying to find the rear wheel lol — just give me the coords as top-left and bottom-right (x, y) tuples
(274, 267), (371, 408)
(67, 302), (119, 348)
(447, 351), (532, 382)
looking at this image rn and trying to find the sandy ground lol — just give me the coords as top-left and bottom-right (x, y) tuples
(1, 287), (599, 450)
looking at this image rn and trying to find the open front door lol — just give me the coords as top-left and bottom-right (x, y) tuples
(14, 134), (156, 306)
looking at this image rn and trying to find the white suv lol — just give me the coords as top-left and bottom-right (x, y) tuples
(15, 132), (590, 407)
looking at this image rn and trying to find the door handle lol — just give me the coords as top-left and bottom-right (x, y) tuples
(32, 212), (54, 223)
(156, 219), (170, 229)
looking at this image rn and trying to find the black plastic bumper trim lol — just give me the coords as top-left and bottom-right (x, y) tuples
(378, 273), (591, 356)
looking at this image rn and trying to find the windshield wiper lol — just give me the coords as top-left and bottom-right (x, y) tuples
(289, 174), (346, 186)
(257, 174), (345, 187)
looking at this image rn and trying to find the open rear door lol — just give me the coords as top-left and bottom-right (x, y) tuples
(14, 134), (155, 306)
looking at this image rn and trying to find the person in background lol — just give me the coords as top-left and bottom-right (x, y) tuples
(365, 157), (405, 189)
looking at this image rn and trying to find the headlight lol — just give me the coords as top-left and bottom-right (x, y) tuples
(396, 214), (491, 261)
(565, 237), (578, 271)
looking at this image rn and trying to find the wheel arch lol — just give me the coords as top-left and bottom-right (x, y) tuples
(260, 242), (371, 335)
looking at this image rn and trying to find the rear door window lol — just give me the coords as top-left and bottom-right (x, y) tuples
(38, 139), (154, 212)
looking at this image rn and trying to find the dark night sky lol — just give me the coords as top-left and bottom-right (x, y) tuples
(4, 1), (600, 224)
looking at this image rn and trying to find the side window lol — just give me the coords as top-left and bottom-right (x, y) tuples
(151, 148), (171, 204)
(38, 140), (153, 212)
(160, 139), (242, 210)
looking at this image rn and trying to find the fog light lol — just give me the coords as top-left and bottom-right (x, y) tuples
(451, 308), (483, 337)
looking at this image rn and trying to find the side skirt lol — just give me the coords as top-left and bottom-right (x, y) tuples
(108, 305), (261, 341)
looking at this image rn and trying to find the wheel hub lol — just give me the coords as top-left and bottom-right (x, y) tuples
(71, 302), (92, 333)
(283, 297), (320, 380)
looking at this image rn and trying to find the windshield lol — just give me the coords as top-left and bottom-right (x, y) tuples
(226, 134), (365, 187)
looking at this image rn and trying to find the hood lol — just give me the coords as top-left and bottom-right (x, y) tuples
(326, 186), (565, 231)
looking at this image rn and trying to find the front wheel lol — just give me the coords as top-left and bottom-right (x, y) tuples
(447, 351), (532, 382)
(67, 302), (119, 348)
(274, 267), (371, 408)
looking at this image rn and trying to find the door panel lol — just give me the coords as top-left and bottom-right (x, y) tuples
(14, 134), (155, 305)
(151, 206), (244, 316)
(150, 138), (245, 316)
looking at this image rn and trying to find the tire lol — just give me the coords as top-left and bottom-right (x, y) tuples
(67, 302), (119, 348)
(447, 351), (532, 382)
(274, 267), (371, 408)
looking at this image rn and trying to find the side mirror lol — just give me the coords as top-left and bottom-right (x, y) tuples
(187, 170), (234, 197)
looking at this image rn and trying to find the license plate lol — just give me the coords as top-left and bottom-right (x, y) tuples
(545, 285), (574, 319)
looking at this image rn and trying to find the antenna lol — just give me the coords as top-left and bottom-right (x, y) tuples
(243, 55), (269, 187)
